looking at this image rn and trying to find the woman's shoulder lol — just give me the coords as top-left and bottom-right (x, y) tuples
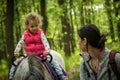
(114, 51), (120, 72)
(115, 52), (120, 60)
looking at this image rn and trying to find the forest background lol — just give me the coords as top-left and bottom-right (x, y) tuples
(0, 0), (120, 80)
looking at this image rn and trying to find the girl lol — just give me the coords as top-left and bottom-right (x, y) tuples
(9, 12), (68, 80)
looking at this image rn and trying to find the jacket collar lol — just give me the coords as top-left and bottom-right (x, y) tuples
(26, 28), (40, 35)
(80, 47), (108, 62)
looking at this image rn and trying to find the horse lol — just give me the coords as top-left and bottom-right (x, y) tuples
(12, 50), (66, 80)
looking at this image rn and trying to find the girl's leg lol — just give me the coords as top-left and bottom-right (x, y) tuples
(47, 55), (68, 80)
(8, 57), (25, 80)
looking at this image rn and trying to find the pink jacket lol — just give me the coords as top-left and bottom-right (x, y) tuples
(24, 29), (45, 54)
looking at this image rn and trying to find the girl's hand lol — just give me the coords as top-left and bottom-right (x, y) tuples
(14, 52), (20, 57)
(43, 49), (50, 55)
(61, 76), (68, 80)
(43, 50), (49, 55)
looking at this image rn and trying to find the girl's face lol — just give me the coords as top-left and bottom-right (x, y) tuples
(27, 20), (39, 33)
(78, 36), (87, 52)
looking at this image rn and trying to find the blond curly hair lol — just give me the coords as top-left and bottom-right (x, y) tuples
(24, 12), (43, 28)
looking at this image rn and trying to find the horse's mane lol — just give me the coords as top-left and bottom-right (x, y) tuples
(25, 55), (45, 80)
(13, 55), (48, 80)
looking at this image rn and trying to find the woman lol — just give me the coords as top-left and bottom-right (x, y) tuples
(78, 24), (120, 80)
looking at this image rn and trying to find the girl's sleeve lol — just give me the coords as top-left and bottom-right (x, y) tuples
(14, 35), (24, 52)
(41, 32), (50, 52)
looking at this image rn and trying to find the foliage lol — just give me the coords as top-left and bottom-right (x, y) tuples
(0, 59), (8, 77)
(58, 48), (81, 79)
(107, 40), (120, 51)
(69, 71), (79, 80)
(59, 48), (81, 71)
(0, 0), (120, 79)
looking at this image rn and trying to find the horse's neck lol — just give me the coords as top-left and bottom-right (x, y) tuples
(14, 56), (53, 80)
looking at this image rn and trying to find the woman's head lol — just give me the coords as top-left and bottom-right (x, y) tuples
(24, 12), (43, 33)
(78, 24), (106, 51)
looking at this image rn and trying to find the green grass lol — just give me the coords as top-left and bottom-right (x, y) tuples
(59, 48), (82, 79)
(59, 48), (81, 71)
(69, 71), (79, 80)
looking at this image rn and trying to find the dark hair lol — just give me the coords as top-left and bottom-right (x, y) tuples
(78, 24), (107, 49)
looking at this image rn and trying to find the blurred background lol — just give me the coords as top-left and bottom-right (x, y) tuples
(0, 0), (120, 80)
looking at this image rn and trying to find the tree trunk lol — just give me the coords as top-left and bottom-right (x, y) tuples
(40, 0), (48, 32)
(58, 0), (72, 56)
(5, 0), (14, 68)
(0, 0), (7, 60)
(105, 0), (115, 41)
(69, 0), (75, 53)
(113, 0), (120, 40)
(0, 20), (7, 61)
(14, 0), (22, 42)
(79, 0), (85, 26)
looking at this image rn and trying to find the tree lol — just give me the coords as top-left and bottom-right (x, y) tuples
(0, 0), (7, 61)
(113, 0), (120, 40)
(40, 0), (48, 32)
(5, 0), (14, 68)
(58, 0), (73, 56)
(104, 0), (115, 41)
